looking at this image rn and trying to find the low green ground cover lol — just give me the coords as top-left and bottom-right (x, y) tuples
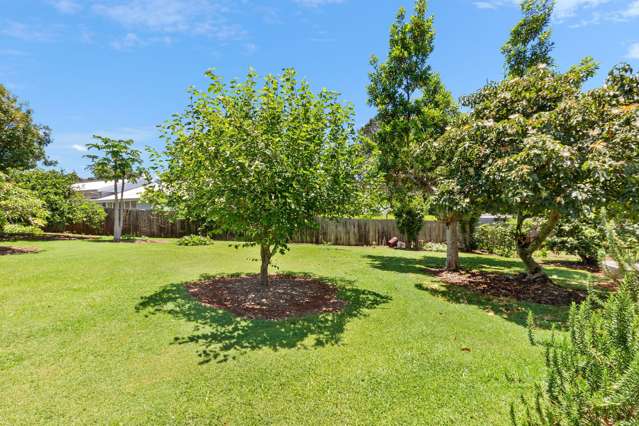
(0, 239), (602, 424)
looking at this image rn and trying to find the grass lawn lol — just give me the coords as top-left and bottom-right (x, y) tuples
(0, 239), (601, 424)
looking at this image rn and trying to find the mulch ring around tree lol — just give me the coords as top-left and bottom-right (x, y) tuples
(186, 275), (347, 320)
(425, 269), (587, 306)
(0, 246), (40, 256)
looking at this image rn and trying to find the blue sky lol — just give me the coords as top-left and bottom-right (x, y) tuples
(2, 0), (638, 176)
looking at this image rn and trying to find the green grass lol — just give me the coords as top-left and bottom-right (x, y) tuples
(0, 239), (600, 424)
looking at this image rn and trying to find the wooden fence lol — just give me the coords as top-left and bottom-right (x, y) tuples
(61, 209), (453, 246)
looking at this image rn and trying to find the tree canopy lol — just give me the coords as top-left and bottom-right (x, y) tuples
(448, 61), (639, 279)
(367, 0), (457, 251)
(501, 0), (555, 77)
(0, 172), (47, 231)
(151, 68), (363, 285)
(0, 84), (52, 171)
(10, 169), (106, 231)
(86, 136), (145, 241)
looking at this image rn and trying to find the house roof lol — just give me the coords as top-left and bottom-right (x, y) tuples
(72, 180), (147, 194)
(72, 180), (113, 192)
(95, 185), (147, 202)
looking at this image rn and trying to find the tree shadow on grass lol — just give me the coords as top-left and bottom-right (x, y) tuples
(365, 254), (579, 330)
(365, 253), (600, 290)
(414, 282), (570, 330)
(365, 253), (526, 275)
(135, 273), (391, 364)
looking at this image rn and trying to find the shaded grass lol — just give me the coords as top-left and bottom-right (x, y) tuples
(136, 274), (391, 364)
(0, 240), (603, 424)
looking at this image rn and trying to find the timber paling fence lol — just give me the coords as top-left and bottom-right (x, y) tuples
(60, 209), (454, 246)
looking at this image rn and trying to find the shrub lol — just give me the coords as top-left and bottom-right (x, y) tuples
(546, 214), (606, 265)
(394, 202), (424, 249)
(512, 223), (639, 425)
(3, 224), (44, 235)
(0, 172), (47, 230)
(71, 200), (107, 231)
(177, 235), (214, 247)
(475, 223), (516, 257)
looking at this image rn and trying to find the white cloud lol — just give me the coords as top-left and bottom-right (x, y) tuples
(0, 49), (29, 57)
(474, 1), (502, 9)
(110, 32), (143, 50)
(624, 0), (639, 17)
(555, 0), (610, 18)
(92, 0), (245, 40)
(473, 0), (612, 18)
(293, 0), (345, 7)
(627, 42), (639, 59)
(56, 127), (156, 148)
(0, 21), (56, 41)
(71, 144), (88, 152)
(46, 0), (82, 14)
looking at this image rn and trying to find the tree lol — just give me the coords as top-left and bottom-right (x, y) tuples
(10, 169), (106, 231)
(367, 0), (458, 258)
(501, 0), (554, 78)
(431, 113), (485, 268)
(151, 68), (362, 285)
(0, 84), (52, 171)
(0, 172), (47, 231)
(85, 137), (145, 242)
(458, 62), (639, 281)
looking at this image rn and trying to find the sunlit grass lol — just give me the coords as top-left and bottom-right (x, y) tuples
(0, 239), (601, 424)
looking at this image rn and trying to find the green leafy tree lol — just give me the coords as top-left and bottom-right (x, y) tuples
(513, 223), (639, 425)
(367, 0), (458, 259)
(501, 0), (555, 78)
(452, 0), (639, 280)
(151, 68), (362, 285)
(10, 169), (106, 231)
(0, 84), (52, 171)
(459, 62), (639, 281)
(85, 136), (145, 242)
(0, 172), (47, 231)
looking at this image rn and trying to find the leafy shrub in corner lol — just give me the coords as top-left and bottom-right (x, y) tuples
(394, 202), (424, 249)
(475, 223), (516, 257)
(546, 214), (606, 266)
(512, 223), (639, 425)
(177, 235), (214, 247)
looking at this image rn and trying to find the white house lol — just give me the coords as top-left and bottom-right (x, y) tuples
(72, 179), (152, 210)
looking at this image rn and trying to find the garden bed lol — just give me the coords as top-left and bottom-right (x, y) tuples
(426, 269), (587, 306)
(0, 246), (40, 256)
(186, 275), (347, 320)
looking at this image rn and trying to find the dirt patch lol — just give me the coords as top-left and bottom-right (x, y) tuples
(186, 275), (347, 320)
(542, 260), (602, 274)
(0, 233), (98, 242)
(425, 269), (587, 306)
(88, 238), (168, 244)
(0, 246), (40, 256)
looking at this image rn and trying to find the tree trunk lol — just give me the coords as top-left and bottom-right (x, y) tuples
(579, 254), (598, 266)
(113, 180), (121, 242)
(260, 245), (271, 286)
(515, 210), (561, 281)
(446, 220), (460, 271)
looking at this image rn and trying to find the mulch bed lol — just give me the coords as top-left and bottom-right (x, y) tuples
(542, 260), (602, 274)
(0, 246), (40, 256)
(0, 233), (99, 242)
(186, 275), (347, 320)
(426, 269), (587, 306)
